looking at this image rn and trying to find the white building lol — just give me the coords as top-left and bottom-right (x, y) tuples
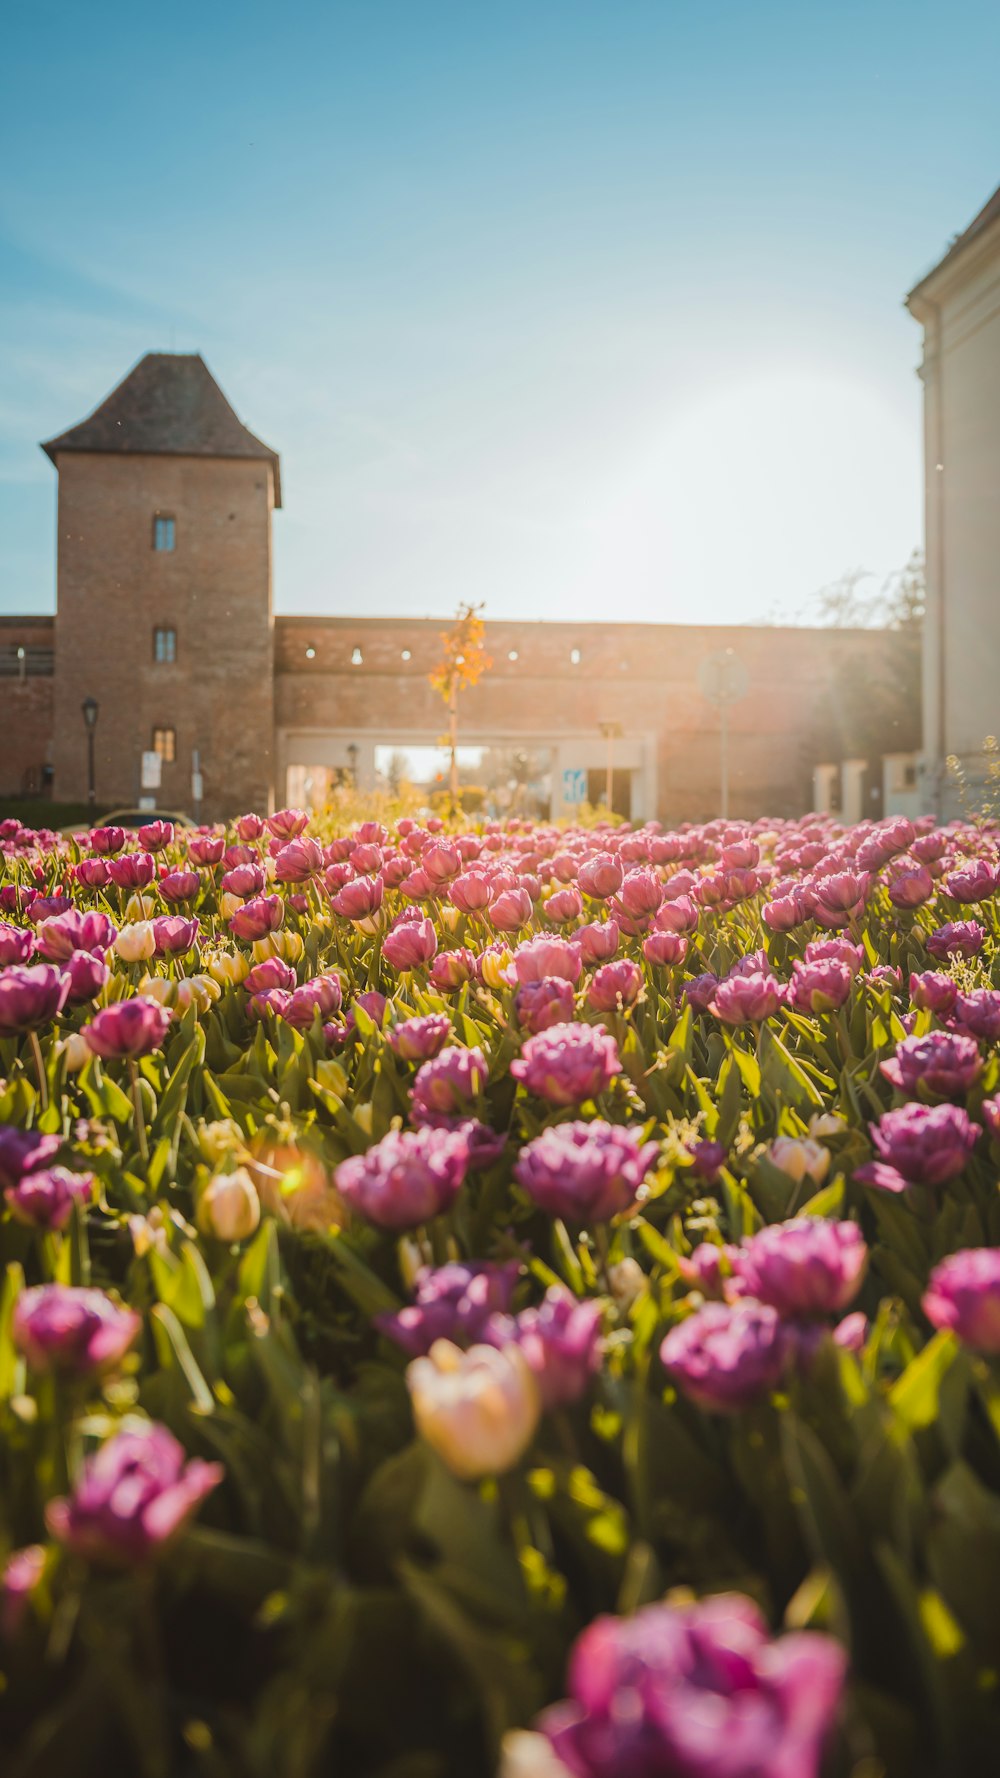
(907, 184), (1000, 815)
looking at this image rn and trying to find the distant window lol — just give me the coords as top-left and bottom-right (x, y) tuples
(152, 726), (176, 763)
(351, 647), (363, 665)
(570, 648), (582, 665)
(153, 627), (177, 663)
(401, 649), (412, 661)
(153, 516), (176, 552)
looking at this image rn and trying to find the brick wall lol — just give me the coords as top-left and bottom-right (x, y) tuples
(0, 617), (55, 797)
(274, 616), (917, 823)
(49, 453), (275, 819)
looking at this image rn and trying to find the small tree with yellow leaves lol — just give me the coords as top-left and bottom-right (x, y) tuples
(428, 603), (492, 815)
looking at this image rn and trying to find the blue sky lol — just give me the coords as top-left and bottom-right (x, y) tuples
(1, 0), (998, 625)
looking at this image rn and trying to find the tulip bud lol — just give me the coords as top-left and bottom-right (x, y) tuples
(198, 1168), (261, 1242)
(767, 1136), (830, 1186)
(204, 950), (249, 987)
(252, 930), (304, 965)
(115, 922), (157, 963)
(406, 1339), (541, 1480)
(60, 1031), (92, 1071)
(480, 944), (514, 989)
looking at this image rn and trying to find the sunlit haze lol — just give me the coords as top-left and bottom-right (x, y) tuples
(2, 0), (998, 624)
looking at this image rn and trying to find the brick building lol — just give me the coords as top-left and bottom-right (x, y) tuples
(2, 353), (919, 824)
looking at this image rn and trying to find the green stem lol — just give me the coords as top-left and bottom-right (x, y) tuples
(29, 1028), (48, 1113)
(129, 1059), (149, 1164)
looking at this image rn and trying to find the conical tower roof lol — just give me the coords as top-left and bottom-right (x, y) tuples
(41, 352), (281, 505)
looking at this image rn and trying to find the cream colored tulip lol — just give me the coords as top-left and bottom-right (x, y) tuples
(198, 1168), (261, 1242)
(406, 1339), (541, 1481)
(768, 1136), (830, 1186)
(204, 951), (249, 987)
(115, 922), (156, 963)
(499, 1732), (575, 1778)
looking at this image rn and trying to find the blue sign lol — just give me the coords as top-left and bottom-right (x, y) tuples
(562, 768), (587, 805)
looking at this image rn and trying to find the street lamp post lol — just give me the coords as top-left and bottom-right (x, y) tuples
(81, 697), (99, 808)
(347, 742), (359, 787)
(598, 721), (623, 813)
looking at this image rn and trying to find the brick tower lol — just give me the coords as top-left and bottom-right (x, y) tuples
(43, 353), (280, 819)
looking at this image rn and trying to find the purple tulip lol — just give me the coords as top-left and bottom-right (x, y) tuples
(355, 990), (389, 1028)
(856, 1101), (979, 1193)
(514, 1119), (658, 1222)
(762, 891), (807, 932)
(909, 971), (959, 1016)
(5, 1165), (94, 1231)
(26, 894), (73, 926)
(377, 1260), (521, 1356)
(577, 853), (624, 899)
(83, 995), (172, 1059)
(244, 957), (297, 994)
(617, 869), (663, 919)
(804, 937), (864, 975)
(923, 1248), (1000, 1352)
(249, 988), (291, 1022)
(151, 915), (200, 957)
(944, 858), (1000, 903)
(88, 826), (126, 856)
(788, 958), (852, 1014)
(511, 1022), (621, 1106)
(880, 1030), (982, 1099)
(577, 920), (621, 963)
(429, 948), (477, 990)
(734, 1218), (867, 1318)
(950, 989), (1000, 1042)
(512, 935), (583, 985)
(107, 852), (156, 890)
(886, 862), (934, 908)
(187, 834), (226, 867)
(388, 1013), (453, 1062)
(0, 922), (34, 966)
(13, 1285), (140, 1376)
(655, 893), (700, 934)
(411, 1046), (488, 1121)
(46, 1424), (222, 1565)
(536, 1593), (845, 1778)
(331, 874), (384, 921)
(543, 886), (584, 923)
(273, 835), (324, 883)
(229, 894), (284, 942)
(711, 971), (783, 1025)
(688, 1139), (727, 1184)
(0, 964), (70, 1035)
(488, 1286), (603, 1407)
(138, 820), (174, 851)
(62, 950), (109, 1006)
(661, 1298), (791, 1413)
(684, 972), (720, 1013)
(335, 1125), (470, 1228)
(382, 917), (438, 971)
(515, 976), (576, 1034)
(926, 920), (985, 960)
(75, 857), (110, 889)
(587, 959), (644, 1011)
(488, 888), (534, 933)
(34, 908), (116, 962)
(0, 1126), (62, 1189)
(449, 870), (494, 913)
(158, 870), (202, 904)
(643, 930), (687, 968)
(221, 862), (267, 899)
(283, 972), (343, 1030)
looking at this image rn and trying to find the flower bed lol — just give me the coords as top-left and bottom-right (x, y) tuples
(1, 805), (1000, 1776)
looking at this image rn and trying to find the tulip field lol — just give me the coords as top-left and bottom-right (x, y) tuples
(4, 804), (1000, 1778)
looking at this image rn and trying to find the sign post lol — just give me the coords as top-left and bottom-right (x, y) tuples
(697, 649), (749, 819)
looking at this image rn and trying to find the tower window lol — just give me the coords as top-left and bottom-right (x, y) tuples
(153, 627), (177, 663)
(153, 515), (176, 552)
(152, 726), (176, 763)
